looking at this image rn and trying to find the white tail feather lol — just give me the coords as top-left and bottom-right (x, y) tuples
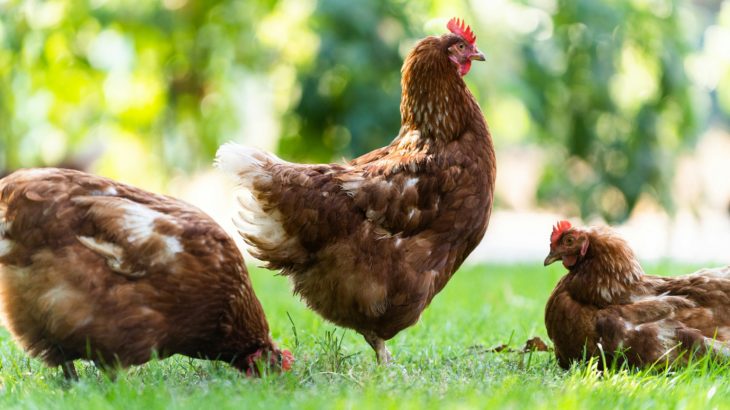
(215, 143), (293, 257)
(0, 206), (12, 257)
(214, 142), (284, 183)
(0, 206), (9, 237)
(233, 195), (288, 250)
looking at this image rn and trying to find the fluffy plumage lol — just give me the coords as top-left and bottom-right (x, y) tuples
(0, 168), (291, 378)
(216, 19), (494, 363)
(545, 221), (730, 368)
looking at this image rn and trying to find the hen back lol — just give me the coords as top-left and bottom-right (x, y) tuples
(0, 168), (282, 375)
(216, 22), (495, 354)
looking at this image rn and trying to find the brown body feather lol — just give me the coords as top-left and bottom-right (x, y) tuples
(545, 224), (730, 369)
(217, 31), (495, 360)
(0, 168), (287, 377)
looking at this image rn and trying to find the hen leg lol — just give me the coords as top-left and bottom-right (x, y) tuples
(363, 331), (392, 364)
(61, 361), (78, 380)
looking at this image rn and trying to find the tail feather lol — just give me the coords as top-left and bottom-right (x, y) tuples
(215, 143), (306, 266)
(0, 204), (11, 258)
(214, 143), (284, 185)
(0, 205), (8, 236)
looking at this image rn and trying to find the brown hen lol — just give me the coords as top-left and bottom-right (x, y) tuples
(545, 220), (730, 369)
(216, 18), (495, 363)
(0, 168), (292, 378)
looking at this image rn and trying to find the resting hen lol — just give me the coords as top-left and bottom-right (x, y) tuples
(545, 220), (730, 369)
(216, 18), (494, 362)
(0, 168), (292, 378)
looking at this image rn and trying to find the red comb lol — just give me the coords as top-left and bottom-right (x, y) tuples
(447, 18), (476, 44)
(551, 220), (572, 245)
(281, 350), (294, 371)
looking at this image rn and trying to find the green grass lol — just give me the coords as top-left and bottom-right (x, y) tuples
(2, 262), (730, 409)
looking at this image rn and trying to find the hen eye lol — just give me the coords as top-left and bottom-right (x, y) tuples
(458, 43), (465, 50)
(564, 237), (574, 246)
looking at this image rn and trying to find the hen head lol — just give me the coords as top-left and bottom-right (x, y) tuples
(544, 220), (590, 269)
(444, 18), (485, 76)
(243, 347), (294, 377)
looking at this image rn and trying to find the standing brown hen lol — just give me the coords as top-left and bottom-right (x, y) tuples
(0, 168), (292, 378)
(545, 220), (730, 369)
(216, 18), (494, 363)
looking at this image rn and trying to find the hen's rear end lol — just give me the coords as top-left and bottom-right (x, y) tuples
(0, 168), (290, 378)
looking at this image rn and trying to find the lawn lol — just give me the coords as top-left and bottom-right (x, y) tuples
(2, 262), (730, 409)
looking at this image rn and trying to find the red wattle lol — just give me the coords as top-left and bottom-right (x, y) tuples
(562, 254), (578, 268)
(459, 61), (472, 76)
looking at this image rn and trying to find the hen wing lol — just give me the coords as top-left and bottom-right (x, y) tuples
(0, 168), (234, 279)
(215, 143), (474, 270)
(71, 195), (191, 277)
(597, 271), (730, 365)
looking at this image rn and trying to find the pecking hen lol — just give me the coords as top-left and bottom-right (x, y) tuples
(544, 220), (730, 369)
(216, 18), (495, 363)
(0, 168), (292, 378)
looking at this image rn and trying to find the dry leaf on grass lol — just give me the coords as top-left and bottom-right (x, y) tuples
(468, 336), (552, 354)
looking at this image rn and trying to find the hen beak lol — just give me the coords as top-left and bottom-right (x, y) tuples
(544, 251), (560, 266)
(470, 48), (486, 61)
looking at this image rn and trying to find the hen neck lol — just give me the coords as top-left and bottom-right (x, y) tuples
(399, 41), (477, 141)
(566, 235), (645, 306)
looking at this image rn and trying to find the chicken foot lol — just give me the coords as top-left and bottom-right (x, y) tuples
(363, 331), (392, 364)
(61, 361), (78, 380)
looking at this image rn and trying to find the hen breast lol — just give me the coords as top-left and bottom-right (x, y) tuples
(0, 168), (271, 368)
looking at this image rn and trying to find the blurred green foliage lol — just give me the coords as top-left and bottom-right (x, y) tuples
(524, 0), (700, 221)
(0, 0), (280, 188)
(278, 0), (416, 161)
(0, 0), (729, 221)
(277, 0), (450, 163)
